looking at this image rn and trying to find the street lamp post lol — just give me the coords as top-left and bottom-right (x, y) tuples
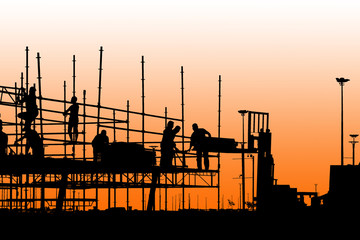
(238, 110), (248, 210)
(349, 134), (358, 165)
(336, 77), (350, 166)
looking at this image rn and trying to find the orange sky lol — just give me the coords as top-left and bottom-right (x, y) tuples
(1, 0), (360, 210)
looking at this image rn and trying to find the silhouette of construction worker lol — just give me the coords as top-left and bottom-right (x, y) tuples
(17, 86), (38, 131)
(188, 123), (211, 170)
(15, 126), (44, 159)
(0, 120), (8, 159)
(63, 96), (79, 142)
(160, 121), (174, 168)
(92, 130), (109, 162)
(160, 121), (181, 168)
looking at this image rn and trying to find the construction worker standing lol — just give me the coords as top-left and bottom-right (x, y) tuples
(188, 123), (211, 170)
(91, 130), (109, 162)
(63, 96), (79, 142)
(17, 86), (38, 131)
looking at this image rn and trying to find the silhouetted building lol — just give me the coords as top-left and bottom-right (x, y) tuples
(326, 165), (360, 211)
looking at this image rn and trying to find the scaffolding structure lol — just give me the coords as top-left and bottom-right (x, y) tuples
(0, 47), (221, 212)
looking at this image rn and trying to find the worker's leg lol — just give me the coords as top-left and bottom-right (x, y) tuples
(196, 150), (202, 170)
(73, 123), (78, 142)
(93, 149), (97, 162)
(68, 123), (73, 141)
(160, 148), (171, 168)
(203, 151), (209, 170)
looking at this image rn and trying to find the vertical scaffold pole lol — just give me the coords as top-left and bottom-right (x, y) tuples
(20, 72), (24, 154)
(141, 56), (145, 146)
(64, 81), (67, 157)
(141, 56), (145, 211)
(126, 100), (130, 143)
(97, 46), (103, 135)
(181, 66), (185, 210)
(181, 66), (185, 164)
(37, 52), (45, 211)
(83, 90), (86, 161)
(15, 82), (18, 154)
(82, 89), (86, 210)
(25, 46), (29, 94)
(164, 107), (168, 211)
(113, 110), (116, 142)
(180, 66), (186, 209)
(72, 55), (76, 97)
(36, 52), (44, 139)
(218, 75), (221, 210)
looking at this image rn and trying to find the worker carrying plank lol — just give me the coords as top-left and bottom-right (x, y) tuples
(188, 123), (211, 170)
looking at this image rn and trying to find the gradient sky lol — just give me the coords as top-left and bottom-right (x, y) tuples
(1, 0), (360, 209)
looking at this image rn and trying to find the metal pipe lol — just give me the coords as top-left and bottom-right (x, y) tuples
(64, 81), (67, 157)
(181, 66), (185, 210)
(126, 100), (130, 143)
(83, 90), (86, 162)
(341, 84), (344, 166)
(36, 52), (44, 138)
(25, 46), (29, 94)
(217, 74), (221, 210)
(72, 55), (76, 97)
(141, 56), (145, 146)
(97, 46), (103, 134)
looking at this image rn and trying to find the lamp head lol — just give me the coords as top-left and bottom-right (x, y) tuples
(336, 77), (350, 85)
(238, 110), (248, 115)
(350, 134), (359, 139)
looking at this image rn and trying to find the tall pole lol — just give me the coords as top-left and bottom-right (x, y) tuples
(241, 115), (245, 210)
(336, 77), (349, 166)
(238, 110), (248, 210)
(141, 56), (145, 211)
(36, 52), (43, 139)
(37, 52), (44, 211)
(20, 72), (24, 154)
(25, 46), (29, 94)
(83, 90), (86, 162)
(64, 81), (67, 157)
(126, 100), (130, 143)
(217, 75), (221, 210)
(252, 155), (255, 208)
(180, 66), (185, 209)
(352, 139), (355, 166)
(341, 84), (344, 166)
(97, 47), (103, 134)
(350, 134), (358, 166)
(141, 56), (145, 146)
(72, 55), (76, 97)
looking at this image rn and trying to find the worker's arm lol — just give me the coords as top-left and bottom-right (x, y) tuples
(205, 129), (211, 138)
(63, 105), (71, 116)
(188, 134), (194, 151)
